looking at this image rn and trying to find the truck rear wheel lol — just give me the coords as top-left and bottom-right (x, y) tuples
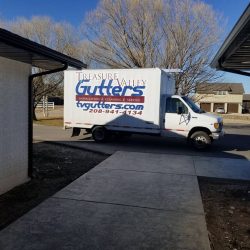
(190, 131), (211, 149)
(92, 126), (107, 142)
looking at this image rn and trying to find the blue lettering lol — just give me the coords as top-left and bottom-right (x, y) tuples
(135, 105), (144, 110)
(76, 101), (144, 111)
(98, 80), (113, 95)
(106, 80), (113, 95)
(86, 86), (98, 95)
(121, 86), (133, 96)
(83, 103), (91, 110)
(132, 86), (145, 96)
(115, 104), (122, 109)
(112, 86), (122, 96)
(99, 79), (106, 95)
(75, 79), (90, 95)
(76, 101), (84, 108)
(75, 79), (145, 97)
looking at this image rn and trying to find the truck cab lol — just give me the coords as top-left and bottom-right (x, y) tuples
(163, 95), (224, 148)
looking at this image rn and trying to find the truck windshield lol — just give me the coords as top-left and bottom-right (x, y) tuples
(182, 96), (205, 114)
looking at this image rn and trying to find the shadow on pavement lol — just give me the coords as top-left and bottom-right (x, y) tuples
(72, 132), (250, 160)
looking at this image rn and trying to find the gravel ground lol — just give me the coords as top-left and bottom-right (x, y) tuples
(199, 177), (250, 250)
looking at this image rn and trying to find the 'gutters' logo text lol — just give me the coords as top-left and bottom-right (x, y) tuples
(75, 79), (145, 97)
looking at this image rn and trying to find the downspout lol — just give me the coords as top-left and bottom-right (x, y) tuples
(28, 63), (68, 177)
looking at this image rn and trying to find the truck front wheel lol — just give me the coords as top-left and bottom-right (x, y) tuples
(92, 126), (107, 142)
(190, 131), (211, 149)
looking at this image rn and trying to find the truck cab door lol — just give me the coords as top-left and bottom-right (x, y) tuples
(163, 97), (191, 138)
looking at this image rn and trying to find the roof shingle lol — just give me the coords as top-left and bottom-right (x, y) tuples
(196, 83), (245, 94)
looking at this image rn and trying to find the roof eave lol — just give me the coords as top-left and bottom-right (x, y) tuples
(0, 28), (86, 70)
(211, 4), (250, 70)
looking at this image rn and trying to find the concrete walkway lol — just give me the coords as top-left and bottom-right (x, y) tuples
(0, 152), (250, 250)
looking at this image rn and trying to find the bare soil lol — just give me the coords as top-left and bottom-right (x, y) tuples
(199, 177), (250, 250)
(33, 118), (63, 126)
(0, 142), (107, 230)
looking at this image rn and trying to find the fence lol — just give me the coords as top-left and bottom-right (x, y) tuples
(35, 96), (55, 117)
(36, 101), (55, 109)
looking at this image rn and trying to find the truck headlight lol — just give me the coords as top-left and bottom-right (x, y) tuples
(214, 123), (219, 129)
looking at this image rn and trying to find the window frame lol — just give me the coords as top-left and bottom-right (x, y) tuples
(165, 97), (189, 114)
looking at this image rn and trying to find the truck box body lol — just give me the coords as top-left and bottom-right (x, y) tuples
(64, 68), (175, 133)
(64, 68), (224, 148)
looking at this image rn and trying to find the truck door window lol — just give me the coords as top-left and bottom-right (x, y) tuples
(166, 98), (188, 114)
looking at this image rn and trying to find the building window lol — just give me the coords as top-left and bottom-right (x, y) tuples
(213, 91), (228, 95)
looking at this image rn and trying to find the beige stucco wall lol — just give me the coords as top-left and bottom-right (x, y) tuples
(195, 93), (243, 113)
(0, 56), (31, 195)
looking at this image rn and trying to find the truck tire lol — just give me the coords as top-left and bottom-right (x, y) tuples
(92, 126), (107, 142)
(190, 131), (211, 149)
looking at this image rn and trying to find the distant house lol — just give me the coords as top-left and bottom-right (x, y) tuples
(195, 83), (244, 114)
(243, 94), (250, 113)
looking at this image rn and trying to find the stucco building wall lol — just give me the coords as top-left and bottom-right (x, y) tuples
(0, 56), (31, 194)
(195, 93), (243, 113)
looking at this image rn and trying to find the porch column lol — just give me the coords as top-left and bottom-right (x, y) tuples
(210, 103), (214, 112)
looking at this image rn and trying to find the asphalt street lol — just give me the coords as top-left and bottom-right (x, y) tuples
(33, 123), (250, 160)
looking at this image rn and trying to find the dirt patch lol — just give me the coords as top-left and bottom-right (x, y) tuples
(35, 105), (63, 120)
(199, 177), (250, 250)
(0, 142), (107, 230)
(221, 114), (250, 121)
(33, 118), (63, 126)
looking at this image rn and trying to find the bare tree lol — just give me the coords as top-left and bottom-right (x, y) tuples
(160, 0), (223, 95)
(82, 0), (163, 68)
(82, 0), (224, 95)
(4, 16), (82, 120)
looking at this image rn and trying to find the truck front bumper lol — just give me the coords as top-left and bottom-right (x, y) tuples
(211, 130), (225, 140)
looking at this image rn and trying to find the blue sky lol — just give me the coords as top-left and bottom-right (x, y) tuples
(0, 0), (98, 26)
(0, 0), (250, 92)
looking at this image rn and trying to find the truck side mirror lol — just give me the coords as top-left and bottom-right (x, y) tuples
(177, 106), (183, 114)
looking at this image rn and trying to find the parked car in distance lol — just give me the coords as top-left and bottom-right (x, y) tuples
(215, 107), (225, 114)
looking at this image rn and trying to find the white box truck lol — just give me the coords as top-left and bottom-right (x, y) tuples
(64, 68), (224, 149)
